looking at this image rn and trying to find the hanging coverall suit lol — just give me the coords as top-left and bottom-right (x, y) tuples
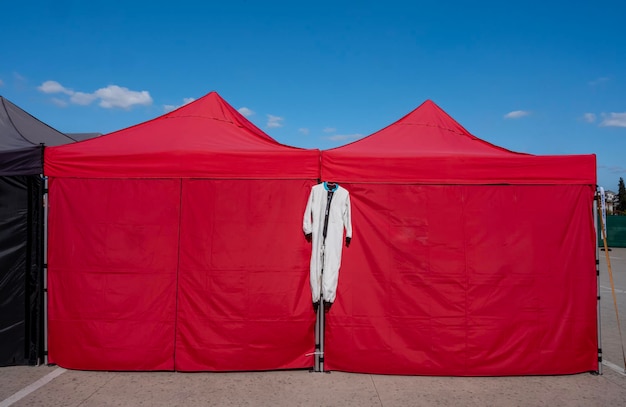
(303, 182), (352, 306)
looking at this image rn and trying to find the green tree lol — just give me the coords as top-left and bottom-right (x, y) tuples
(618, 177), (626, 214)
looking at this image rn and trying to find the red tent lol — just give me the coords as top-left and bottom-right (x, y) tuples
(44, 92), (319, 371)
(321, 100), (598, 375)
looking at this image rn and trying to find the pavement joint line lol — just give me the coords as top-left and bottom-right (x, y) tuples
(600, 286), (626, 294)
(602, 360), (626, 376)
(369, 374), (384, 407)
(0, 367), (66, 407)
(75, 371), (118, 407)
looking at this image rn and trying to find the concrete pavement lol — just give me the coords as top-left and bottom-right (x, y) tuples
(1, 365), (625, 407)
(1, 248), (625, 407)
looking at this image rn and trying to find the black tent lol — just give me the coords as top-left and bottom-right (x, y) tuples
(0, 96), (76, 366)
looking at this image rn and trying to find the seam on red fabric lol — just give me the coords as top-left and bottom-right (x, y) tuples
(172, 178), (183, 370)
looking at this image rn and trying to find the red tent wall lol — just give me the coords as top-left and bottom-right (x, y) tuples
(175, 179), (314, 371)
(321, 101), (598, 375)
(47, 177), (316, 371)
(323, 184), (596, 375)
(47, 178), (181, 370)
(45, 92), (318, 371)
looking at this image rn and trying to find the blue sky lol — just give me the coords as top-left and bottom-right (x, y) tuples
(2, 0), (625, 189)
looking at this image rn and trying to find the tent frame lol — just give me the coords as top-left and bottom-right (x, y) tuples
(594, 191), (603, 375)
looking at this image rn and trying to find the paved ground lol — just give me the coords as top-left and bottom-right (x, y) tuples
(599, 247), (626, 374)
(0, 366), (625, 407)
(1, 248), (625, 407)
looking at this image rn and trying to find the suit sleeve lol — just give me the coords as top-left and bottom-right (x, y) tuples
(343, 192), (352, 239)
(302, 187), (314, 235)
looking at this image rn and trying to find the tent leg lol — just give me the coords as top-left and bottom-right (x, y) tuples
(43, 176), (49, 366)
(313, 296), (325, 372)
(314, 244), (326, 373)
(314, 297), (321, 372)
(319, 293), (325, 373)
(594, 192), (602, 375)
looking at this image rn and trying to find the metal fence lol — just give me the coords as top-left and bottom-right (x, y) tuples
(599, 215), (626, 248)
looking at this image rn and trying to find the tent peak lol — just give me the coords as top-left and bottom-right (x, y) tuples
(0, 95), (77, 148)
(156, 91), (277, 143)
(324, 98), (522, 157)
(398, 99), (460, 127)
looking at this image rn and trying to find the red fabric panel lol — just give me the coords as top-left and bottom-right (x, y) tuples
(46, 148), (320, 180)
(321, 100), (595, 185)
(47, 178), (180, 370)
(331, 100), (517, 157)
(44, 92), (319, 179)
(325, 184), (597, 375)
(175, 179), (315, 371)
(321, 153), (596, 185)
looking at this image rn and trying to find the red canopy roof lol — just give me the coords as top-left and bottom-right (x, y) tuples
(45, 92), (319, 179)
(322, 100), (596, 185)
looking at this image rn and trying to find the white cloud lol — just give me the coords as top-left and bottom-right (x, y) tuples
(95, 85), (152, 109)
(267, 114), (284, 128)
(600, 112), (626, 128)
(327, 133), (363, 142)
(504, 110), (530, 119)
(0, 79), (4, 87)
(598, 165), (626, 178)
(298, 128), (310, 135)
(589, 77), (610, 87)
(51, 98), (68, 107)
(238, 107), (254, 117)
(13, 72), (26, 82)
(38, 80), (153, 109)
(70, 91), (97, 105)
(608, 165), (626, 174)
(323, 127), (336, 133)
(38, 80), (73, 95)
(583, 113), (596, 123)
(163, 97), (195, 112)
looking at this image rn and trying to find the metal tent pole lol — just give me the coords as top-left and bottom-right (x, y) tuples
(319, 290), (325, 372)
(43, 175), (49, 366)
(315, 243), (326, 372)
(314, 291), (321, 372)
(594, 191), (602, 374)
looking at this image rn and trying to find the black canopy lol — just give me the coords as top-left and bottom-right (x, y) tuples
(0, 96), (76, 175)
(1, 96), (75, 366)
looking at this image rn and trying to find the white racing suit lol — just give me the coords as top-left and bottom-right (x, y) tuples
(303, 182), (352, 304)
